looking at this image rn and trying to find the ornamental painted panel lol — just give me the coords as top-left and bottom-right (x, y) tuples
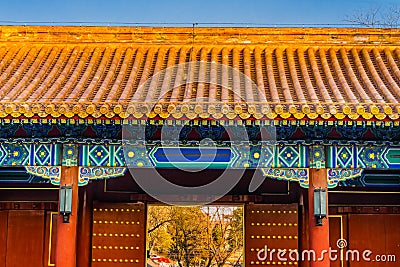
(91, 203), (146, 267)
(0, 140), (60, 167)
(122, 142), (306, 169)
(62, 144), (78, 166)
(149, 146), (235, 169)
(81, 144), (131, 167)
(77, 142), (400, 170)
(327, 145), (400, 169)
(273, 144), (308, 168)
(2, 138), (400, 172)
(309, 144), (325, 168)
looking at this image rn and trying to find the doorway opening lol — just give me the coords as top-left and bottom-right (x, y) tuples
(147, 205), (244, 267)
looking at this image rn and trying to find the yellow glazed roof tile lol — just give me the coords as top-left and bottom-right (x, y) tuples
(0, 26), (399, 120)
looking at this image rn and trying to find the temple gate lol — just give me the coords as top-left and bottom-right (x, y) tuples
(0, 26), (398, 267)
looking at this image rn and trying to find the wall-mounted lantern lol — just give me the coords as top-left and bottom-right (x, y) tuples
(60, 185), (73, 223)
(313, 188), (327, 226)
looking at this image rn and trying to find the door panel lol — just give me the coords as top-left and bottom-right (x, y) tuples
(384, 215), (400, 267)
(91, 203), (146, 267)
(0, 211), (7, 267)
(348, 214), (400, 267)
(348, 214), (385, 267)
(245, 204), (299, 266)
(329, 215), (347, 267)
(6, 210), (45, 267)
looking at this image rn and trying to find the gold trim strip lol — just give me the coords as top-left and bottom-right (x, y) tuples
(48, 212), (57, 267)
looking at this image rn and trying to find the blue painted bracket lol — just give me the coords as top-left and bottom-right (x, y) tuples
(260, 168), (363, 188)
(25, 166), (126, 186)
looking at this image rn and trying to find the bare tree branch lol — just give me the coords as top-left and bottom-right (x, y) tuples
(344, 5), (400, 28)
(382, 5), (400, 27)
(344, 6), (381, 27)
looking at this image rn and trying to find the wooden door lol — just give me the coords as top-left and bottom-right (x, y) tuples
(384, 215), (400, 267)
(245, 204), (299, 266)
(91, 202), (146, 266)
(6, 210), (45, 267)
(0, 211), (7, 267)
(348, 214), (400, 267)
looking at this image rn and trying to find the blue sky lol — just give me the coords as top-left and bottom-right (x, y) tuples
(0, 0), (399, 26)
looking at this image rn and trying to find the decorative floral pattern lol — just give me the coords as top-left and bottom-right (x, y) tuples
(25, 166), (126, 186)
(327, 168), (363, 188)
(261, 168), (309, 188)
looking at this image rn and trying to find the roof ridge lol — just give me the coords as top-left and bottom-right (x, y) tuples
(1, 26), (400, 45)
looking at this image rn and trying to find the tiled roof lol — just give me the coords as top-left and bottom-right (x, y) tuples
(1, 26), (400, 121)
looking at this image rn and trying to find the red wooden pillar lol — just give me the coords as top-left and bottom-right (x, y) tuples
(308, 168), (330, 267)
(55, 166), (79, 267)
